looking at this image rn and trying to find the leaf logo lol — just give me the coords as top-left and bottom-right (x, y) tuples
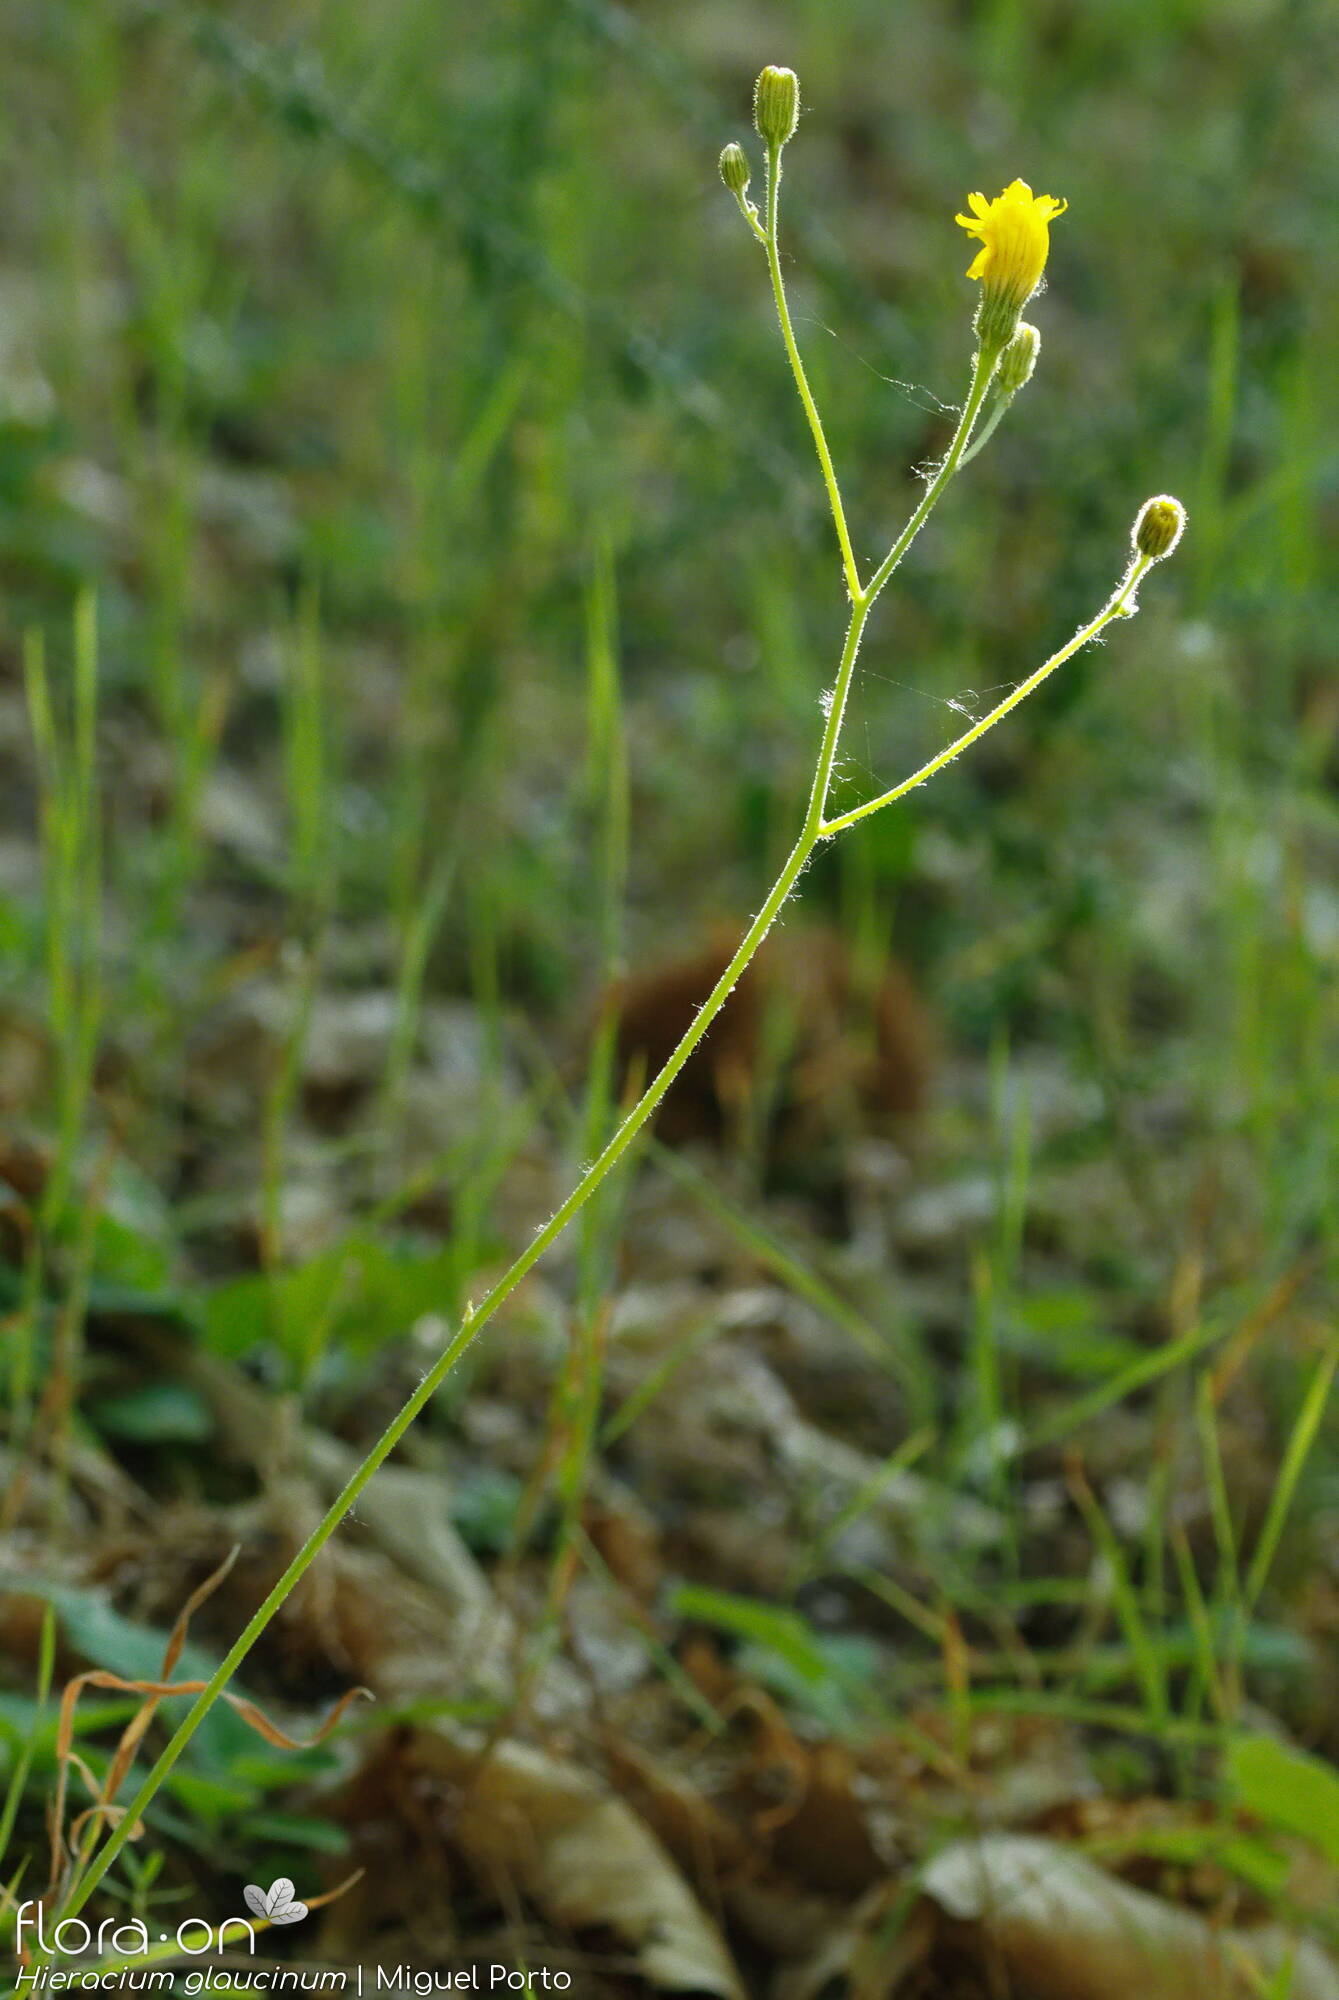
(243, 1878), (309, 1925)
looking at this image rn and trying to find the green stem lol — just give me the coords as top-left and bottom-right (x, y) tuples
(822, 555), (1152, 838)
(58, 539), (879, 1925)
(958, 387), (1015, 467)
(53, 553), (1158, 1931)
(52, 369), (999, 1928)
(54, 799), (829, 1922)
(803, 597), (870, 835)
(864, 343), (996, 608)
(764, 143), (862, 601)
(799, 347), (995, 837)
(49, 156), (1171, 1931)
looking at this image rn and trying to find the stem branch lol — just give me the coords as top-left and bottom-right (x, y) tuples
(764, 144), (862, 601)
(865, 343), (996, 609)
(821, 556), (1152, 837)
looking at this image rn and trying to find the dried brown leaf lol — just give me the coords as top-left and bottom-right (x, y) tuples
(410, 1728), (746, 1997)
(785, 1836), (1339, 2000)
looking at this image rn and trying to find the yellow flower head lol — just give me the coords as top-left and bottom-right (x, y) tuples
(956, 180), (1067, 347)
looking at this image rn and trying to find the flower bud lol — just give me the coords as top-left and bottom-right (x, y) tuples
(719, 142), (751, 200)
(997, 322), (1040, 395)
(754, 66), (799, 150)
(1133, 494), (1187, 562)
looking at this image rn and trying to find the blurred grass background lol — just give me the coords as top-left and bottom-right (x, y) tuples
(3, 1), (1339, 1946)
(1, 0), (1338, 1609)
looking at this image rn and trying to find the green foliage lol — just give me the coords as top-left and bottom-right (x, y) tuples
(668, 1583), (834, 1686)
(200, 1234), (469, 1374)
(86, 1382), (214, 1445)
(1226, 1735), (1339, 1871)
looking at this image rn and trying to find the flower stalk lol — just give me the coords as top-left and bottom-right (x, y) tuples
(761, 130), (862, 601)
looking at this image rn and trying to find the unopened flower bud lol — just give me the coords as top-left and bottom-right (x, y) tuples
(1133, 494), (1187, 562)
(719, 142), (751, 200)
(997, 322), (1040, 395)
(754, 66), (799, 150)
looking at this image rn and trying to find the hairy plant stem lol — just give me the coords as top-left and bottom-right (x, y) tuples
(763, 141), (861, 601)
(58, 821), (817, 1923)
(53, 391), (980, 1918)
(822, 554), (1153, 836)
(52, 162), (1145, 1932)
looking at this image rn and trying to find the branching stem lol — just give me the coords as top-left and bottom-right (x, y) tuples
(46, 133), (1171, 1939)
(822, 557), (1153, 837)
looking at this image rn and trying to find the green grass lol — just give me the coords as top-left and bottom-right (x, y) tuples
(1, 0), (1338, 1968)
